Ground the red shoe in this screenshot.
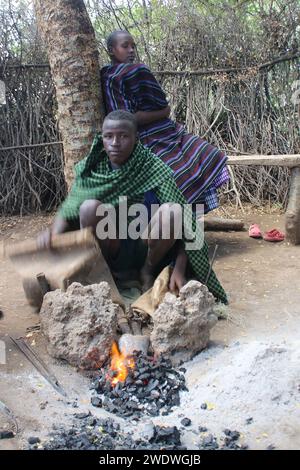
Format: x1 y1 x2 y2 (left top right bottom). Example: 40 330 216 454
249 224 262 239
263 228 285 242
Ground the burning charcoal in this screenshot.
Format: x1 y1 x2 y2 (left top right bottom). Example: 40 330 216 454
125 376 134 386
28 436 41 445
152 426 181 446
199 426 208 433
201 434 219 450
74 411 90 419
135 379 143 386
150 390 160 399
91 396 102 408
145 379 159 393
223 429 240 441
87 417 97 426
126 401 140 411
138 373 151 381
159 380 168 389
77 432 91 448
170 395 180 407
90 351 186 419
181 417 192 427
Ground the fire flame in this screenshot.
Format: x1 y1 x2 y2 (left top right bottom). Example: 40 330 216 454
107 341 135 386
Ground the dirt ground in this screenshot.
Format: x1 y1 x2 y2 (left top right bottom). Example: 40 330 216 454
0 208 299 450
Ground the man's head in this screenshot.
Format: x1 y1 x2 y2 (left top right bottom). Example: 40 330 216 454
106 30 136 64
102 110 138 168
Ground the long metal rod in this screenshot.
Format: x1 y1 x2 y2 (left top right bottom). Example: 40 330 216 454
9 336 67 397
205 244 219 285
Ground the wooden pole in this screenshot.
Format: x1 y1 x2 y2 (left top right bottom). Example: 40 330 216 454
227 154 300 167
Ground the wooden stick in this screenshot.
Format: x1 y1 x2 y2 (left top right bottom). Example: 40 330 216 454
3 228 97 258
204 217 244 231
0 141 63 152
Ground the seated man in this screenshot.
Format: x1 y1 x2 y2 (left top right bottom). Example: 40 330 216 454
38 110 227 303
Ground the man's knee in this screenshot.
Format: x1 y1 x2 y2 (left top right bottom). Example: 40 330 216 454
79 199 101 224
160 203 182 219
156 203 182 238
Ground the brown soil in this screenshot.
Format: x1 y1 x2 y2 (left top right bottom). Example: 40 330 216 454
0 208 299 450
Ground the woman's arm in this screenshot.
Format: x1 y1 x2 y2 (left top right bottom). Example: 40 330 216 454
134 105 170 126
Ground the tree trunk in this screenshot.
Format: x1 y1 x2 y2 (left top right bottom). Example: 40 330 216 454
286 167 300 245
34 0 104 187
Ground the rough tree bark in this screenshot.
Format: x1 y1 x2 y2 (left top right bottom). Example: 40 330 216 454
34 0 104 187
285 167 300 245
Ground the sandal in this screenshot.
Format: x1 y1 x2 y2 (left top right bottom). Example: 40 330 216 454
263 228 285 242
248 223 263 239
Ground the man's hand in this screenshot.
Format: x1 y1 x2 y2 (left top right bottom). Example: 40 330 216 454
36 228 52 250
36 216 70 250
169 267 187 294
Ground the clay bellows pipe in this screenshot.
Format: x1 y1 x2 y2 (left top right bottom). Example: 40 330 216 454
2 227 98 258
118 333 150 357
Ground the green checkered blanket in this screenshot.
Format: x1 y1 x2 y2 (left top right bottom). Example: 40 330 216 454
59 134 228 303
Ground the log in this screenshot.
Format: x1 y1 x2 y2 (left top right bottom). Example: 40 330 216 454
204 217 244 231
227 154 300 167
285 167 300 245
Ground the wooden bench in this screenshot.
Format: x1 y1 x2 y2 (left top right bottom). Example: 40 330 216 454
227 154 300 245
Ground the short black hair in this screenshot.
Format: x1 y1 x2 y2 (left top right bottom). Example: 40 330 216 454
103 110 138 133
106 30 131 52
